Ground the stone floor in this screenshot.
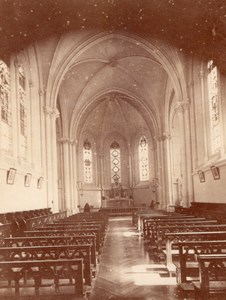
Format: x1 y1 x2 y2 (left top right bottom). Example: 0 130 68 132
89 216 193 300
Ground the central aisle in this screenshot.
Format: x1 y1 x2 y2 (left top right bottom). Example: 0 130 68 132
89 216 179 300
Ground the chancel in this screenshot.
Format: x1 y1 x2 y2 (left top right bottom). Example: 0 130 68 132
1 1 226 299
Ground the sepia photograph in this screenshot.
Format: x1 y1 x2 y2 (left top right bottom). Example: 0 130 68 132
0 0 226 299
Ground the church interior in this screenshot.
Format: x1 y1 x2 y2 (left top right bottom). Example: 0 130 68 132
1 0 226 299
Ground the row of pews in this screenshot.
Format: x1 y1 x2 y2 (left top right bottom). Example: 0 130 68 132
0 210 108 299
135 207 226 299
0 208 54 238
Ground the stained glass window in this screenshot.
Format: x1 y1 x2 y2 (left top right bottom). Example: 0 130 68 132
139 135 149 181
110 141 121 184
18 66 26 137
0 60 10 125
207 60 221 154
83 139 93 183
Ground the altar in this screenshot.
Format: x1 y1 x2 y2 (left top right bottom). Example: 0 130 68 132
101 183 134 208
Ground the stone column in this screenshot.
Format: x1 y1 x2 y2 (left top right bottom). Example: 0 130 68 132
57 138 64 211
51 109 59 213
183 101 194 205
174 100 193 207
154 133 168 209
43 106 54 210
60 138 71 215
200 68 209 162
99 153 104 204
128 144 133 189
163 132 172 206
70 140 78 214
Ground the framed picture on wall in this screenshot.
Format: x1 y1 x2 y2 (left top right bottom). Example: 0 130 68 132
210 166 220 180
25 173 32 187
37 177 43 189
7 168 17 185
197 170 205 183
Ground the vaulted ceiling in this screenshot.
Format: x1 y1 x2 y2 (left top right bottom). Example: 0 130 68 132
57 34 168 139
1 0 226 142
1 0 226 72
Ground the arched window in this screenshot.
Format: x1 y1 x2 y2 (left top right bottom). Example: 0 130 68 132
0 61 10 124
139 135 149 181
0 60 11 151
19 66 26 136
110 141 121 184
207 60 221 154
18 65 27 158
83 139 93 183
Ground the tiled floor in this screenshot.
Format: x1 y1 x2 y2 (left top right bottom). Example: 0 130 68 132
89 216 194 300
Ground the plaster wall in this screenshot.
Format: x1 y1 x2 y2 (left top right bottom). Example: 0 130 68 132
193 164 226 203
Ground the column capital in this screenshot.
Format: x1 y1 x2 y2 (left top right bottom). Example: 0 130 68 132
175 100 190 113
154 132 171 141
39 89 45 96
58 137 70 144
70 139 76 146
43 106 60 118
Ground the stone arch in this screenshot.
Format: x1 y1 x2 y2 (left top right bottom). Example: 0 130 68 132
45 30 188 116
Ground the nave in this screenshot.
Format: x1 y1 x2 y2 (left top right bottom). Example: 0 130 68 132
90 216 179 300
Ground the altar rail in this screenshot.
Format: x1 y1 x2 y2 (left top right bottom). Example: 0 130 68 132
99 207 138 216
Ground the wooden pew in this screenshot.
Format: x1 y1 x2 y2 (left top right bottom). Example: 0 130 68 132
174 240 226 288
68 212 108 224
1 235 97 268
193 254 226 299
154 224 226 257
142 215 201 236
66 218 108 232
54 220 107 233
24 228 101 252
36 224 105 243
164 231 226 268
189 202 226 223
0 244 92 286
0 224 11 238
133 210 180 232
0 258 84 299
146 219 216 242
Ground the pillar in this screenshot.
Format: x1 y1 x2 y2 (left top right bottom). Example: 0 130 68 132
200 67 209 162
154 133 168 209
71 140 79 214
43 106 54 210
51 109 59 213
60 138 71 215
174 100 193 207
